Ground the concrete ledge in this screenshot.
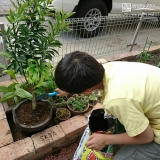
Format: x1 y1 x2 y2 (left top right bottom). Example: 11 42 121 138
0 119 13 148
0 137 34 160
0 45 159 159
59 115 87 139
31 125 65 154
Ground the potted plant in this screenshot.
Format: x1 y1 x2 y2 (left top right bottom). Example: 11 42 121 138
55 108 71 122
67 94 89 115
0 0 74 133
92 89 103 102
49 95 67 111
88 93 98 107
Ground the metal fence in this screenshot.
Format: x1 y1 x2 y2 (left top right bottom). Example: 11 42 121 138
53 12 160 64
0 13 160 66
0 22 8 76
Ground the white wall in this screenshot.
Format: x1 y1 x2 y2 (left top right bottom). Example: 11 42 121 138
0 0 16 15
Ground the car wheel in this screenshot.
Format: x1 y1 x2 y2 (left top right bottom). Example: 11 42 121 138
75 0 108 38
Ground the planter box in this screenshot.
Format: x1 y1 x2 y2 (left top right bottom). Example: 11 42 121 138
0 45 160 159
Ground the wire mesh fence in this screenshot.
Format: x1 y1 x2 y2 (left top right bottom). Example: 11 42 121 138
0 22 8 76
0 12 160 66
53 13 160 64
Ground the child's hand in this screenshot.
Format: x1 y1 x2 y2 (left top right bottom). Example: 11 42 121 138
55 88 69 96
86 133 108 151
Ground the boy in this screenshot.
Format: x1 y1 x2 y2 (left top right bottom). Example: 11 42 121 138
55 51 160 160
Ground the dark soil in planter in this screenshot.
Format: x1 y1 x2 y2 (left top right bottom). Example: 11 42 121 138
16 101 51 126
6 102 75 141
6 109 57 141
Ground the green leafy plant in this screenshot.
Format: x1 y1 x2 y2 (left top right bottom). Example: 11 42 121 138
56 108 71 120
67 94 89 111
0 82 32 105
88 93 98 107
157 62 160 68
137 37 153 62
0 0 74 109
88 93 98 101
50 96 67 109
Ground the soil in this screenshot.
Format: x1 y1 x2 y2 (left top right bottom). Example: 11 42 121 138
128 51 160 66
56 108 71 120
6 99 75 141
7 105 58 141
16 101 51 126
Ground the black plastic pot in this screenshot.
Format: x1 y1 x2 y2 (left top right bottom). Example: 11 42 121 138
12 99 53 133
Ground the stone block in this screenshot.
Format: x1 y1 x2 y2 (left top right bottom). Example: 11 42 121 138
0 119 13 147
0 103 6 119
31 125 65 154
0 137 35 160
59 115 87 138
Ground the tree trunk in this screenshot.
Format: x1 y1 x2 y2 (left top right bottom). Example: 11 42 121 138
32 89 37 110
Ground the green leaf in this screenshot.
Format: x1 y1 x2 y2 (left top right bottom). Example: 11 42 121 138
64 12 75 19
34 28 46 33
0 52 11 59
35 75 44 88
16 38 28 43
48 41 62 47
9 9 15 20
0 92 15 102
5 70 17 81
10 0 18 9
0 63 6 70
13 61 19 72
17 56 26 63
0 85 13 93
15 86 32 100
13 96 19 105
5 16 13 24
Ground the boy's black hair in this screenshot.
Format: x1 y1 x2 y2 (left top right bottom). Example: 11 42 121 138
54 51 105 93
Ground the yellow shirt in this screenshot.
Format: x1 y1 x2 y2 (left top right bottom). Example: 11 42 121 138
102 61 160 144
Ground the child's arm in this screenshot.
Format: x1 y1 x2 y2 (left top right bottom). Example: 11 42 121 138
91 102 110 115
86 124 154 151
55 88 69 96
91 102 103 111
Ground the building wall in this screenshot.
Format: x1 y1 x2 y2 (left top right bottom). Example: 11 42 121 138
0 0 15 15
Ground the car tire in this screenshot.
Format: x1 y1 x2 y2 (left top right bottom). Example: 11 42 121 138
75 0 108 38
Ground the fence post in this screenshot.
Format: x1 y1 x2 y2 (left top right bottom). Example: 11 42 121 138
0 22 6 50
129 12 145 52
0 22 12 79
0 22 10 64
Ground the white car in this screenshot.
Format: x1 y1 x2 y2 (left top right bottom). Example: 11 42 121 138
52 0 160 37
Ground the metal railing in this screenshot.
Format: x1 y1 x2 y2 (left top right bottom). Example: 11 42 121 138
53 12 160 64
0 22 8 76
0 12 160 66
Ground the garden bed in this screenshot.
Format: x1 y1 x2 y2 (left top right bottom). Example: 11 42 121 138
43 49 160 160
0 47 160 160
129 50 160 67
5 93 97 141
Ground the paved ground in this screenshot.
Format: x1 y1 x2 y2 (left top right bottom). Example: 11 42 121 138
42 141 79 160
